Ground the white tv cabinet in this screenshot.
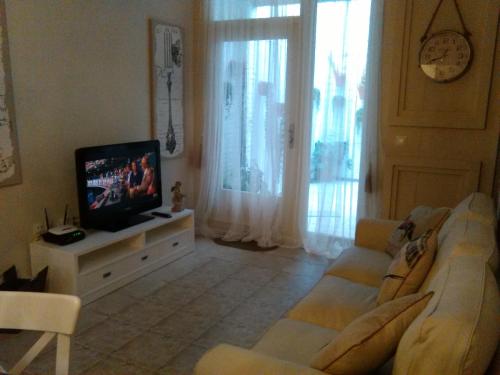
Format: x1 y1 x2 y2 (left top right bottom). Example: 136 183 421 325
30 208 194 305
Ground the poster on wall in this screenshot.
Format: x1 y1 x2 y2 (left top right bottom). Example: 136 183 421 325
0 0 21 187
150 20 184 159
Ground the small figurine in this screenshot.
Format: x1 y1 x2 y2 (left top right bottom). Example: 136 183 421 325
171 181 185 212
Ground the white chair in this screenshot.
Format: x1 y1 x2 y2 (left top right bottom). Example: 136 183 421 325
0 291 81 375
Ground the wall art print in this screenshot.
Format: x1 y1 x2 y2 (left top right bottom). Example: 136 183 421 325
0 0 21 187
150 20 184 158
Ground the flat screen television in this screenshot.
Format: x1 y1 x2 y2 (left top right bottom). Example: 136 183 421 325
75 140 162 232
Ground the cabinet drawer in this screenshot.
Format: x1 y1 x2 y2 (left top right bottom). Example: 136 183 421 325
146 229 194 260
165 229 194 250
78 255 136 293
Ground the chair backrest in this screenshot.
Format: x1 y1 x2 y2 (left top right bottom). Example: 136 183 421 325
0 291 81 375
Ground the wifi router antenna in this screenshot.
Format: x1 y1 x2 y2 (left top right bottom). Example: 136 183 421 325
63 204 68 225
44 208 50 231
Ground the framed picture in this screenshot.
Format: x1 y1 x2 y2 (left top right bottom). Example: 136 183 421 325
150 20 184 159
0 0 21 187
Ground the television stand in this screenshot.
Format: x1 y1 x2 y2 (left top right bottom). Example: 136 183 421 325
95 213 154 232
30 208 194 305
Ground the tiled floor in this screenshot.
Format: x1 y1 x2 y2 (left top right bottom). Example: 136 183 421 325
0 237 330 374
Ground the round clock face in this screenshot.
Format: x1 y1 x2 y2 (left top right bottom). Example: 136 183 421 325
419 30 472 83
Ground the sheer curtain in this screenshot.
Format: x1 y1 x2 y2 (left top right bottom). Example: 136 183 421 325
196 0 382 255
196 0 301 248
300 0 376 258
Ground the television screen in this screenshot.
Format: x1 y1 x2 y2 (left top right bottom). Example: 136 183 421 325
75 140 162 231
84 153 159 210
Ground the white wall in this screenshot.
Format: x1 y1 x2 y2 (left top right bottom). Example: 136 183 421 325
0 0 194 276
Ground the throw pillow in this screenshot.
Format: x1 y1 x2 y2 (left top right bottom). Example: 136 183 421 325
310 292 433 375
377 229 437 305
385 206 450 258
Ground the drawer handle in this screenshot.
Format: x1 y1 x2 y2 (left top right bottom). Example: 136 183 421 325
102 272 112 279
141 255 149 261
172 242 179 247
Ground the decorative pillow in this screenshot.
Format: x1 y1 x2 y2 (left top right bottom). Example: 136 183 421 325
377 229 437 305
310 292 434 375
385 206 450 258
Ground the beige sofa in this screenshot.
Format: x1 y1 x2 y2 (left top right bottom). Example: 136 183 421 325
195 193 500 375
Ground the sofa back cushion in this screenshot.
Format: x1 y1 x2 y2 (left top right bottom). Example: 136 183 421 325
421 216 498 293
439 192 496 243
394 256 500 375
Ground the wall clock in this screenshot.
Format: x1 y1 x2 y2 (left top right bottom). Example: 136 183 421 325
419 0 472 83
419 30 472 83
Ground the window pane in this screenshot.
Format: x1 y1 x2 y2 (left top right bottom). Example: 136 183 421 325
211 0 300 21
221 39 288 195
307 0 372 239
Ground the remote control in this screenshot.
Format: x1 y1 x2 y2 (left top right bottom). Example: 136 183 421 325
151 211 172 219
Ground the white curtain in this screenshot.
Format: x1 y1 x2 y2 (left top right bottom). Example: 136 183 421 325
300 0 376 258
196 0 301 248
196 0 382 255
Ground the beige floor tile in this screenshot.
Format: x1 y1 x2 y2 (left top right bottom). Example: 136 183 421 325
75 306 109 336
267 272 321 298
150 310 217 342
147 283 206 308
88 290 138 316
209 277 263 299
111 332 188 370
183 292 245 320
230 265 278 285
159 344 208 375
221 298 287 331
120 275 166 299
145 252 212 284
194 319 268 350
113 300 178 328
81 355 153 375
175 271 226 292
77 319 142 354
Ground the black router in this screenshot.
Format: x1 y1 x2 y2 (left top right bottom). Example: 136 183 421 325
41 206 85 246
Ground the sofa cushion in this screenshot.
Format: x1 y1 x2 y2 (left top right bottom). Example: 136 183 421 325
377 230 437 305
385 206 450 257
421 217 499 292
441 192 496 233
287 275 378 331
253 319 338 366
311 292 433 375
325 246 392 287
394 256 500 375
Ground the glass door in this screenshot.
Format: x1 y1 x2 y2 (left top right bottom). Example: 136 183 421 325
213 13 301 236
306 0 372 256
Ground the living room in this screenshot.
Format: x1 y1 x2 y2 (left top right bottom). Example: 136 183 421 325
0 0 499 374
